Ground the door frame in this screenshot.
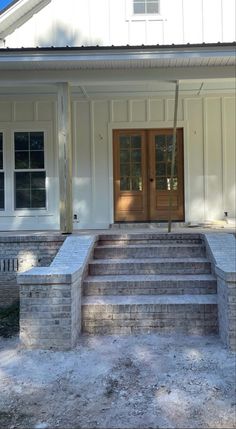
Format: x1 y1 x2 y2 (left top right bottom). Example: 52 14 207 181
108 121 188 224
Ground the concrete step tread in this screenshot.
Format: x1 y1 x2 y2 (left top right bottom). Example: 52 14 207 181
99 233 201 240
89 257 209 265
82 294 217 306
97 243 204 249
84 273 216 283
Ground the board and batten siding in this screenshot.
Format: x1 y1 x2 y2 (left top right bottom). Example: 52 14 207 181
4 0 236 48
73 95 235 229
0 98 60 230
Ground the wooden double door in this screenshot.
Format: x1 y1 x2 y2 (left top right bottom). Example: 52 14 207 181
113 128 184 222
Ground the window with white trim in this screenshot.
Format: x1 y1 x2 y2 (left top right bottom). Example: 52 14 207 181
14 131 46 209
133 0 160 14
0 133 4 210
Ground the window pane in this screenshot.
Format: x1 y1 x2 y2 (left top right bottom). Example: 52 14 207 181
146 1 159 13
0 191 4 209
15 190 30 209
15 172 30 189
134 2 145 13
0 173 4 209
120 136 130 150
15 151 29 169
0 172 4 189
31 172 45 189
31 189 46 208
30 151 44 169
15 132 29 151
0 133 3 170
30 132 44 150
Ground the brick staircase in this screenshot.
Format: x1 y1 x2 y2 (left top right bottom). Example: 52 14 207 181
82 233 218 335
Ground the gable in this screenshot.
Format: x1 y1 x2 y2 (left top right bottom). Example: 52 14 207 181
1 0 236 48
0 0 51 40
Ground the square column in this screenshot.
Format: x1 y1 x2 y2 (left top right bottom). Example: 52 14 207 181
57 82 73 233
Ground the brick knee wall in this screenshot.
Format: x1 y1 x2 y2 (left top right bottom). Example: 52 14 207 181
0 235 65 308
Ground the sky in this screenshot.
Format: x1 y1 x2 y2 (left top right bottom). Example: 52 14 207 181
0 0 13 11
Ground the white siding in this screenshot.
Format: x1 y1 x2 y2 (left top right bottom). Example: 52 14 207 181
4 0 235 47
73 93 236 229
0 98 59 230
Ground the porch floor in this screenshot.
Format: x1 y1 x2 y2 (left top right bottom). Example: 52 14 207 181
0 224 235 237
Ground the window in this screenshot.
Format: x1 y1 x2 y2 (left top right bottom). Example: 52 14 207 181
14 132 46 209
133 0 160 14
0 133 4 209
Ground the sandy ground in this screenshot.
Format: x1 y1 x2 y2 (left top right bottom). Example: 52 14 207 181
0 333 235 429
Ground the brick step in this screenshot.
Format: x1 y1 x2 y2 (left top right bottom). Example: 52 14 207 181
99 233 202 246
89 257 211 275
82 294 218 335
94 244 205 259
83 274 217 296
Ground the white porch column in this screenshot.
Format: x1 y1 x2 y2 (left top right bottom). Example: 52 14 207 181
57 82 73 233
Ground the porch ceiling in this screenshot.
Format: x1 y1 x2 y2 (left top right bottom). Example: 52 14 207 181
0 44 235 94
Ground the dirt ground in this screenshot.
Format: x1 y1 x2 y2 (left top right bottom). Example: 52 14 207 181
0 333 235 429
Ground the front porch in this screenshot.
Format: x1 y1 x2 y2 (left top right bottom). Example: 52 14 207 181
0 43 235 232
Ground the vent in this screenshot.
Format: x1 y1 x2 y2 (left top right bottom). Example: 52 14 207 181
0 258 19 272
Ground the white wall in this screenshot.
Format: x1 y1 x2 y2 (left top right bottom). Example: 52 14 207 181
5 0 236 48
73 94 236 228
0 97 59 230
0 91 235 230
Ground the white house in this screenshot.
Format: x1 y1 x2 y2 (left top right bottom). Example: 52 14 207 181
0 0 235 232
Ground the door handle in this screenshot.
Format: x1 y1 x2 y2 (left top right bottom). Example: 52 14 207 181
149 178 154 182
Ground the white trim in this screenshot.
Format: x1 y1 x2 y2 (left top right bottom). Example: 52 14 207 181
0 121 55 217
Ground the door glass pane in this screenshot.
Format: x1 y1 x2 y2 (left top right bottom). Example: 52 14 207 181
131 136 141 149
155 134 178 191
119 135 142 191
120 136 130 150
131 163 141 176
156 163 166 176
156 178 166 190
120 177 130 191
155 136 165 162
120 150 130 163
167 163 177 176
131 149 141 162
131 177 142 191
120 163 130 176
167 177 178 191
